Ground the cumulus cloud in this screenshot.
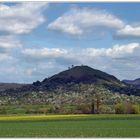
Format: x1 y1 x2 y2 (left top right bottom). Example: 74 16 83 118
0 35 22 49
0 53 12 61
47 7 140 40
22 48 68 60
116 25 140 38
0 35 22 61
24 68 37 76
21 43 140 63
84 43 139 58
81 43 140 79
48 8 124 35
0 2 48 63
0 2 47 34
22 47 80 66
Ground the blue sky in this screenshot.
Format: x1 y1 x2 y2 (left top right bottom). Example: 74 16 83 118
1 2 140 83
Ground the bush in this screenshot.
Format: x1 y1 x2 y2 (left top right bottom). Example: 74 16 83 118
131 105 140 114
0 107 7 114
99 105 115 114
47 105 60 114
115 103 124 114
77 104 91 114
115 102 140 114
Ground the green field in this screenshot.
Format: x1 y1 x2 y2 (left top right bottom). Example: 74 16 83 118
0 114 140 137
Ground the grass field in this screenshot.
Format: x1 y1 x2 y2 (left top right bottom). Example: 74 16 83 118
0 114 140 137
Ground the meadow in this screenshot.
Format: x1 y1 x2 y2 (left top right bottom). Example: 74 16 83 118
0 114 140 137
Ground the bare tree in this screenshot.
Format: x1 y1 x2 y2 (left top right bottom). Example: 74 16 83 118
71 65 74 68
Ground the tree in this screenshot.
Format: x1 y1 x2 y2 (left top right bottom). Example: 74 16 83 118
91 98 95 114
90 86 105 114
92 93 103 114
96 94 101 114
124 100 133 114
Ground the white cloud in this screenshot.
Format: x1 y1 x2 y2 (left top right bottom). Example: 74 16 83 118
48 8 124 35
0 53 12 61
24 68 37 76
80 43 140 80
0 35 21 61
116 25 140 38
22 43 140 62
0 2 47 63
84 43 139 58
0 2 47 34
22 48 68 60
0 35 22 49
106 43 139 57
0 66 17 74
47 7 140 40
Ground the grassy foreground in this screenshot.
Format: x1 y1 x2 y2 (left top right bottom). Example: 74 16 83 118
0 114 140 137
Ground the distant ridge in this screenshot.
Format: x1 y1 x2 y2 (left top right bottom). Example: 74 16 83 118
123 78 140 89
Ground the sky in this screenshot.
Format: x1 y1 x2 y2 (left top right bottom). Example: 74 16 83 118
0 2 140 83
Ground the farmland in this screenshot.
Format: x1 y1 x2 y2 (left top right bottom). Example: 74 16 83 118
0 114 140 137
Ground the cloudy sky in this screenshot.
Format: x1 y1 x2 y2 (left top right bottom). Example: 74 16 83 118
0 2 140 83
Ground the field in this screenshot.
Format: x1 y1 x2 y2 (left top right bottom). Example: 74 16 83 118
0 114 140 137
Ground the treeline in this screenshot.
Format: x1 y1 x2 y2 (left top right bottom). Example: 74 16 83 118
0 84 140 115
0 102 139 115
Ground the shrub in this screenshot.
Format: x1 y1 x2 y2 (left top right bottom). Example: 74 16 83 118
77 104 91 114
131 105 140 114
115 103 124 114
99 105 115 114
47 105 60 114
0 107 7 114
115 102 140 114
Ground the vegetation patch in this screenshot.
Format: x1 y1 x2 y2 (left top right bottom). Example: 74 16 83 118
0 114 140 137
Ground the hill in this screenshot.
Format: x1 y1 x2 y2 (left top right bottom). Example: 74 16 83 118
123 78 140 89
33 65 123 90
0 65 140 96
